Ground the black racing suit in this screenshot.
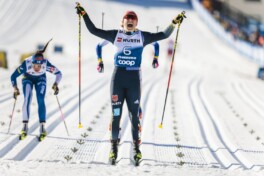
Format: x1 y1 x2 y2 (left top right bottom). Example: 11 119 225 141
82 13 175 143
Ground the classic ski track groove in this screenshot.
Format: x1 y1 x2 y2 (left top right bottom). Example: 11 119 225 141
12 79 109 161
193 78 264 169
197 79 247 169
229 82 264 169
0 78 107 159
189 77 240 169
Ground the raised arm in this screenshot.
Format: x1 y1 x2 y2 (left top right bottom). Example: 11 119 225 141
142 12 186 46
76 4 117 43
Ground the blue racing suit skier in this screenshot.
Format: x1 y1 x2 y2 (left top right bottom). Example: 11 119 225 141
76 3 185 163
10 40 62 139
96 40 160 140
96 40 160 73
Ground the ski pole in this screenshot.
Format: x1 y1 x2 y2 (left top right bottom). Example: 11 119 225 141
55 95 70 136
102 12 105 29
159 12 186 129
76 2 83 128
7 99 17 134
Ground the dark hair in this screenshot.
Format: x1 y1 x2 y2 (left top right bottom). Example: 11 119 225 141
32 38 52 64
35 38 53 55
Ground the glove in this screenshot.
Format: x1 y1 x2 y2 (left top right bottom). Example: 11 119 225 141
172 12 186 24
152 58 159 69
75 3 86 16
97 61 104 73
13 86 20 99
52 83 59 95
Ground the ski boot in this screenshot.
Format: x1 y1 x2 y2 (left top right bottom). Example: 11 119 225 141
133 140 142 166
19 122 28 140
109 140 118 165
38 123 47 141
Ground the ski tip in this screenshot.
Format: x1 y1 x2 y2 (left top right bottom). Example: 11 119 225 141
158 124 163 129
78 123 83 128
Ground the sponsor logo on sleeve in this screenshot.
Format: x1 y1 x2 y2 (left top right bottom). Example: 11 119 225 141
47 66 55 73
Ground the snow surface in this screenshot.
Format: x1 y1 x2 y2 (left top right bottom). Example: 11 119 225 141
0 0 264 175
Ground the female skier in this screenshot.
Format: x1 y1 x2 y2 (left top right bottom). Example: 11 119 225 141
11 40 62 141
76 4 184 164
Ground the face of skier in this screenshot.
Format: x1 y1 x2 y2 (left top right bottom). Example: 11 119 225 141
32 54 44 72
122 11 138 32
33 64 42 72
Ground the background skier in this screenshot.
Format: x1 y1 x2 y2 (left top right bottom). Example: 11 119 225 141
96 40 160 73
10 40 62 141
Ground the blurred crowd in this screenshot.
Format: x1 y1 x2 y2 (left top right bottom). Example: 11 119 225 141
200 0 264 47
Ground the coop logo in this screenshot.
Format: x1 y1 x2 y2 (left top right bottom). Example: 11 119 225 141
118 60 135 66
